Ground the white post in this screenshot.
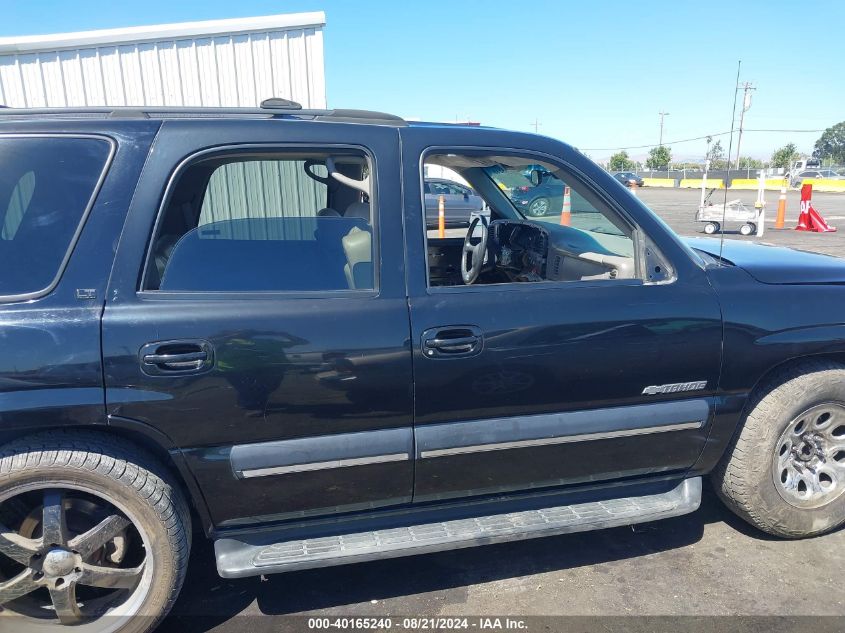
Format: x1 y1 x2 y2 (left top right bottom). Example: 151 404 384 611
756 170 766 237
700 160 710 209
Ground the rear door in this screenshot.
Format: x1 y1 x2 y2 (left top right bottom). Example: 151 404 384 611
400 126 723 502
103 120 413 528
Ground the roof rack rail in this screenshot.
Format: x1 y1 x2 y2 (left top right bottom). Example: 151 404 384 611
260 97 302 110
0 104 407 126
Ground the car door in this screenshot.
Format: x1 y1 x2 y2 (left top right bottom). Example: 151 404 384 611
102 119 413 528
400 126 723 502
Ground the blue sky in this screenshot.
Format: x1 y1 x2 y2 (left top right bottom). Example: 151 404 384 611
1 0 842 161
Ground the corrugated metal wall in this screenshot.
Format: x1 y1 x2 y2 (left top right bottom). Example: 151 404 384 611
0 13 327 223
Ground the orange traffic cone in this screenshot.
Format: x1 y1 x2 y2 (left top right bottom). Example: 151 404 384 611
438 194 446 238
630 182 638 197
560 186 571 226
774 186 787 229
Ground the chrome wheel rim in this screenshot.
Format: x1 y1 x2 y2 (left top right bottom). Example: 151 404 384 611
0 483 154 630
772 403 845 509
528 198 549 216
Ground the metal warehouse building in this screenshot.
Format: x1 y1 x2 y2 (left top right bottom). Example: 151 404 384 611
0 12 329 227
0 12 326 108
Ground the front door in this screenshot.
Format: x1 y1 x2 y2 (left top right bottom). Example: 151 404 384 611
103 120 413 527
401 127 723 502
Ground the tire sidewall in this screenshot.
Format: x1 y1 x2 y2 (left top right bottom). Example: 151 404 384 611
740 378 845 536
0 460 183 632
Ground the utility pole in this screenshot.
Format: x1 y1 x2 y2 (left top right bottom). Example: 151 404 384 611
658 111 670 146
530 118 542 133
734 81 755 169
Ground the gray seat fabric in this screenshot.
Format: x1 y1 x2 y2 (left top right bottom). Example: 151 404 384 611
344 202 371 221
341 202 373 289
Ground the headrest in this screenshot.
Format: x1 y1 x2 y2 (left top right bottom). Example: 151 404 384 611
317 207 341 217
344 202 371 221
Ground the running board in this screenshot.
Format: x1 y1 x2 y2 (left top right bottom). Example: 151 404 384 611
214 477 701 578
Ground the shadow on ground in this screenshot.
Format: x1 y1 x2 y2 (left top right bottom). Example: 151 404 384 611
157 484 769 632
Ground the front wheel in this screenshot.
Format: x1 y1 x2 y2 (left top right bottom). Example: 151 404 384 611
740 223 755 236
0 431 191 633
713 360 845 538
703 222 720 235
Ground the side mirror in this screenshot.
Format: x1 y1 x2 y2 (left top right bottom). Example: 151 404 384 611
529 168 544 187
463 192 469 201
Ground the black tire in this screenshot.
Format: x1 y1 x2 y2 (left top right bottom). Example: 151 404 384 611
0 430 191 632
713 360 845 538
526 197 550 217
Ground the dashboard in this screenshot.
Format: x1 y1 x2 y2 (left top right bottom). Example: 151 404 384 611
489 220 635 283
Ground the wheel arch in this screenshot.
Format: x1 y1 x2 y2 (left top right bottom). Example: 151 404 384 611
0 418 214 537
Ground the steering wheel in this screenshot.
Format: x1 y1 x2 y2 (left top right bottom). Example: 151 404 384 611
462 215 490 285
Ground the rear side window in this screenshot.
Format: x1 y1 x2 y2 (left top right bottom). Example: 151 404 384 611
0 137 111 299
145 151 375 293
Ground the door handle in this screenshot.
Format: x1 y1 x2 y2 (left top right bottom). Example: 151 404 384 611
422 326 483 359
140 340 214 376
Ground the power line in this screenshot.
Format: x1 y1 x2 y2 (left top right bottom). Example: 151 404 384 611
581 128 825 152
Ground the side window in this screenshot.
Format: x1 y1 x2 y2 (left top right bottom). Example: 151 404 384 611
0 137 111 298
423 152 640 288
145 151 374 292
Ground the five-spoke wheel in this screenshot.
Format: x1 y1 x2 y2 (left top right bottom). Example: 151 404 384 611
0 432 190 633
0 486 151 625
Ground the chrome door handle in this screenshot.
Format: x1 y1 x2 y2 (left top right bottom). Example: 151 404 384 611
139 340 214 376
421 326 483 359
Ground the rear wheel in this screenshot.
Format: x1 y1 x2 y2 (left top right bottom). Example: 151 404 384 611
526 197 550 216
0 431 191 633
713 360 845 538
703 222 720 235
740 223 755 235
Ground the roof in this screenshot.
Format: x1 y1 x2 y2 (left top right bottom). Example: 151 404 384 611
0 104 407 127
0 12 326 54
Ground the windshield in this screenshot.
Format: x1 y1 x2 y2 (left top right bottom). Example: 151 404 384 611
481 163 626 237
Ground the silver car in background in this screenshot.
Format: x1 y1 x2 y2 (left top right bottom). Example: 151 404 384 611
424 178 486 227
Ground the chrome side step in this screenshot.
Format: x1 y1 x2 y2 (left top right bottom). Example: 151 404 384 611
214 477 701 578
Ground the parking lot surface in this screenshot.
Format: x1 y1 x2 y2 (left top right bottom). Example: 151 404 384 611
638 187 845 257
160 188 845 631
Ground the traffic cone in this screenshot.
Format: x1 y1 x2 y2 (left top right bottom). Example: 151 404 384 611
774 186 787 229
808 207 837 232
795 184 811 231
438 194 446 238
796 184 837 233
630 182 638 197
560 186 571 226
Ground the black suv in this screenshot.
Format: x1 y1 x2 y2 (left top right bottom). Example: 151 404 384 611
1 102 845 632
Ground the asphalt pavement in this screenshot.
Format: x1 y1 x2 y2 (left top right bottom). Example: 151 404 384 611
636 187 845 257
160 188 845 632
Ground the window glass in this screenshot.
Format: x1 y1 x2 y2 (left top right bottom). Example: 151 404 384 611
423 153 637 288
0 137 110 297
147 153 374 292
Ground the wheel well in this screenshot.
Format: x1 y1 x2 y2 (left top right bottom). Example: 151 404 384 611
0 424 212 536
745 352 845 414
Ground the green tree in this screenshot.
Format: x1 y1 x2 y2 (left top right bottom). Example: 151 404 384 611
737 156 764 169
813 121 845 163
608 150 635 171
771 143 798 169
645 145 671 170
